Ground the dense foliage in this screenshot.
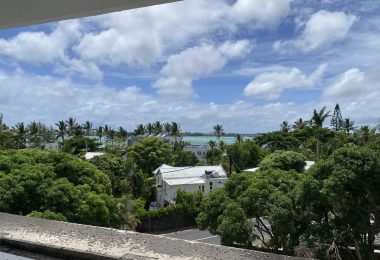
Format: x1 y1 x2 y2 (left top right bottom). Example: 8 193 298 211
127 137 172 174
198 146 380 259
0 149 122 227
259 150 306 172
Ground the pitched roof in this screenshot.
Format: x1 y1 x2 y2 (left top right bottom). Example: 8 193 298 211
153 164 227 179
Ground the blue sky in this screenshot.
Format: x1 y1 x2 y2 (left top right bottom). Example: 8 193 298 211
0 0 380 133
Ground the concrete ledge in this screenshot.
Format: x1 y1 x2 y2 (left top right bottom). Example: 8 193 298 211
0 213 304 260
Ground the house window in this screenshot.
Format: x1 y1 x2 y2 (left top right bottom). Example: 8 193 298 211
202 185 204 192
210 182 213 190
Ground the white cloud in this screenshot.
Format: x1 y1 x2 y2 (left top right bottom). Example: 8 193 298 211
323 68 366 97
320 67 380 125
0 21 81 64
234 65 290 76
1 66 380 133
244 64 327 100
74 0 291 67
54 59 103 81
0 0 293 79
154 40 253 99
0 68 310 133
274 10 357 53
232 0 294 27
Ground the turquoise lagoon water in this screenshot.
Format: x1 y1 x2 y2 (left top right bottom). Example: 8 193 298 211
182 136 252 145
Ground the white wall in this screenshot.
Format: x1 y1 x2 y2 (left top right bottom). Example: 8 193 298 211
155 176 228 207
183 145 208 160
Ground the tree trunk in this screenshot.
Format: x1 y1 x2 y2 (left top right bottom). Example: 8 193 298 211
316 138 320 159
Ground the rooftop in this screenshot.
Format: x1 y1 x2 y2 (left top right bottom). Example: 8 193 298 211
153 164 227 179
0 213 305 260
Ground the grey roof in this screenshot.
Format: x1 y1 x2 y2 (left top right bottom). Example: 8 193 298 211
154 164 227 179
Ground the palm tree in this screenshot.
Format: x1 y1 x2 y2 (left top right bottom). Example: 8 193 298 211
213 124 224 140
103 124 110 142
208 140 217 149
280 121 290 133
171 122 181 137
236 134 243 145
66 117 78 137
134 124 145 136
153 121 162 135
13 122 26 149
357 125 375 144
0 114 12 147
55 120 67 142
219 140 227 152
343 118 355 134
73 125 83 137
311 106 330 158
117 127 128 141
145 123 154 135
83 121 93 137
163 122 171 136
96 126 103 143
28 121 40 147
292 118 307 130
107 128 116 146
312 107 330 128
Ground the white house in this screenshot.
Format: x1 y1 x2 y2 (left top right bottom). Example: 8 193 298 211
183 144 209 160
43 142 59 151
153 164 228 207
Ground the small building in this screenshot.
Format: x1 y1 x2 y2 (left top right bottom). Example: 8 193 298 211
153 164 228 207
183 144 209 160
84 152 105 160
43 142 59 151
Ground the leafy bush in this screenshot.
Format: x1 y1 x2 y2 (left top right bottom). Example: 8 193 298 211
259 150 306 172
27 210 68 222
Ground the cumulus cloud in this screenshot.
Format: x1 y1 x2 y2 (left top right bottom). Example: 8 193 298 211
0 68 308 133
0 0 293 79
74 0 292 67
0 21 81 64
244 64 327 100
154 40 253 99
232 0 294 27
54 58 103 81
323 68 366 97
319 67 380 125
274 10 357 53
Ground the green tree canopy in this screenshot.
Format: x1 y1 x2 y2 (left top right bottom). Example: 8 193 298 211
127 137 172 174
259 150 306 173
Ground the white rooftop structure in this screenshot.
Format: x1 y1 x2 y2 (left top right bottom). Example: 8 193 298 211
0 0 180 29
244 161 315 173
304 160 315 170
153 164 227 180
243 167 260 173
154 164 228 207
84 152 105 160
